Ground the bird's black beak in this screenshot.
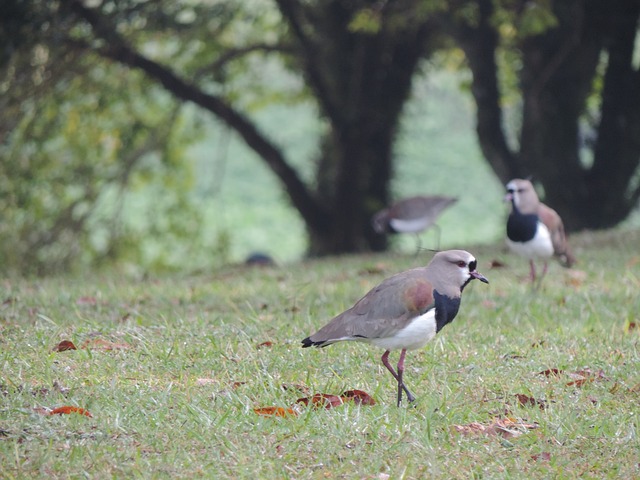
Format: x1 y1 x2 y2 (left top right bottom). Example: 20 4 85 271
470 271 489 284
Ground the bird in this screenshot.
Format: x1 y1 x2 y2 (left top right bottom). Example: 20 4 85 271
371 196 458 251
505 178 575 284
301 250 489 407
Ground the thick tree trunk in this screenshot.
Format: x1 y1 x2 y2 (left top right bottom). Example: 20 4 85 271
457 0 640 232
281 0 433 255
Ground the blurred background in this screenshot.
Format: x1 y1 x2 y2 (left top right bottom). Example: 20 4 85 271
1 0 638 275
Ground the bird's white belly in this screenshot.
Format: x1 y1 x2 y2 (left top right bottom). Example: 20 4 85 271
507 222 553 259
370 309 437 351
389 217 432 233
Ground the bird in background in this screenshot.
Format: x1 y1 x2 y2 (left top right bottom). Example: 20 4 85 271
372 195 458 251
505 178 575 285
302 250 489 407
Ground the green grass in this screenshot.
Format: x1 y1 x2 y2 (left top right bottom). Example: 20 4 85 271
1 229 639 478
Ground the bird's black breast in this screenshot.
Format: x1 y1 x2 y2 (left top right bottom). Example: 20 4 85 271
507 212 538 243
434 290 461 333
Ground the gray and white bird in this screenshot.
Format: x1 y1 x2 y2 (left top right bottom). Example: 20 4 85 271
302 250 488 407
372 196 458 250
505 178 575 284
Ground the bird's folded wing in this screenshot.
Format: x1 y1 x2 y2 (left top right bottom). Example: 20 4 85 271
331 272 435 340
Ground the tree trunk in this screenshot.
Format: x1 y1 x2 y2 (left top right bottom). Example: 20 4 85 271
280 0 434 255
455 0 640 232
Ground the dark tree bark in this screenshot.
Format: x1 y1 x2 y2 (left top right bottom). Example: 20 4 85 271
276 0 435 254
452 0 640 232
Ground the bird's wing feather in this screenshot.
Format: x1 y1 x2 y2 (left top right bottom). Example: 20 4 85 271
308 269 435 344
538 202 573 263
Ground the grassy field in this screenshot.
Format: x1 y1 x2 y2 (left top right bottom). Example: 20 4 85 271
1 228 639 478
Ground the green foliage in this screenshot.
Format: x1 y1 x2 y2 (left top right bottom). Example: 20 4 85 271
0 230 638 477
0 55 203 275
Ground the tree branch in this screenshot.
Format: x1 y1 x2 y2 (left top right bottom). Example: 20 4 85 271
64 0 329 232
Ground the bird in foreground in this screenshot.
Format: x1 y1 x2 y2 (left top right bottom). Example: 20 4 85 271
301 250 488 407
505 178 575 285
372 196 458 250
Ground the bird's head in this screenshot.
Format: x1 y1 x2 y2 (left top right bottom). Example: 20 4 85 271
505 179 539 214
430 250 489 293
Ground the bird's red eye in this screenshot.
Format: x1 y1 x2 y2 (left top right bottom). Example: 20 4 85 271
457 261 466 268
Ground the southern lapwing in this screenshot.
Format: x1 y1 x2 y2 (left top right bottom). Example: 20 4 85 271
301 250 488 407
505 178 575 284
372 196 458 250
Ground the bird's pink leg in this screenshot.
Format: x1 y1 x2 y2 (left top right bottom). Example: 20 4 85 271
529 260 536 282
381 349 415 406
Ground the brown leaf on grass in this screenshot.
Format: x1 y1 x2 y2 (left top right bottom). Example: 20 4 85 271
454 417 537 438
296 389 377 409
566 368 607 387
488 259 506 269
565 270 587 287
359 263 388 275
81 338 131 351
254 406 297 417
341 389 376 405
53 340 77 352
2 297 17 306
256 341 274 349
626 321 637 332
629 383 640 393
538 368 563 377
566 377 592 387
514 393 546 409
531 452 551 462
35 406 93 417
297 393 344 409
50 406 93 417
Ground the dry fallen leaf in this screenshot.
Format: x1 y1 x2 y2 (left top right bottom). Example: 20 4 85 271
538 368 563 377
514 393 546 409
454 417 537 438
53 340 77 352
489 259 506 269
565 269 587 287
256 341 274 349
296 389 377 409
254 406 297 417
341 389 376 405
531 452 551 462
81 338 131 351
297 393 344 409
38 406 93 418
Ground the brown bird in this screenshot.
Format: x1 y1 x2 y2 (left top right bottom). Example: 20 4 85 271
505 178 575 284
372 196 458 250
302 250 488 407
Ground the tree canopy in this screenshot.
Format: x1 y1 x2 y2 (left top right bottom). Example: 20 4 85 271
1 0 639 273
